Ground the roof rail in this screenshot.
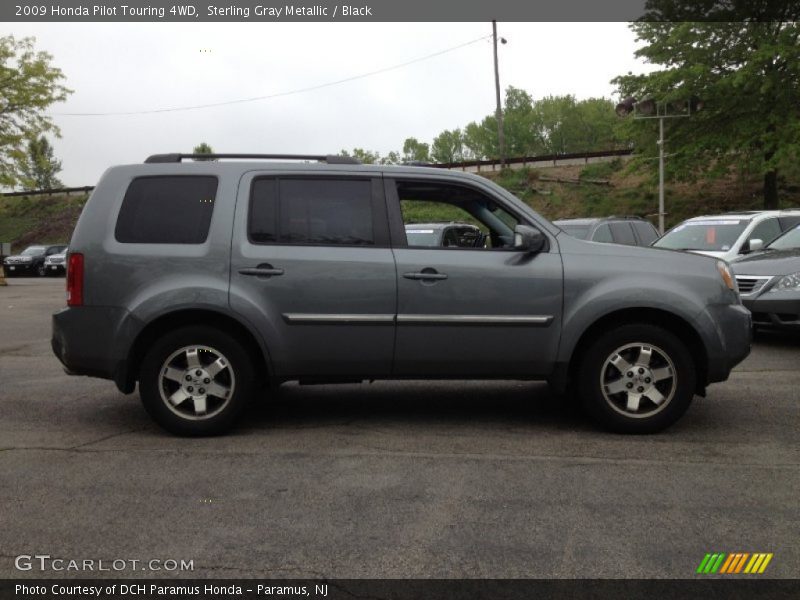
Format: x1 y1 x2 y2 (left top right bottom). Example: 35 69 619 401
144 153 361 164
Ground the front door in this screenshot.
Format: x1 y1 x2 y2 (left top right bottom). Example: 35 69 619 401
387 176 563 377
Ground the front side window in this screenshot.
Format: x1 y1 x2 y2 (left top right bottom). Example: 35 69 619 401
768 224 800 250
249 178 375 246
397 181 520 250
747 218 781 248
115 176 218 244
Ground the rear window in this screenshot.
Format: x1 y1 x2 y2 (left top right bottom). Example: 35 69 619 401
115 176 218 244
249 178 375 246
556 224 591 239
609 222 637 245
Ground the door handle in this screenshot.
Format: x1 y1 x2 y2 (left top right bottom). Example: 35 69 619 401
239 264 284 278
403 271 448 281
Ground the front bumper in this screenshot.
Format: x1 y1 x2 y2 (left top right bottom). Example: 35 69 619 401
3 262 35 274
742 292 800 330
701 303 752 384
44 262 66 274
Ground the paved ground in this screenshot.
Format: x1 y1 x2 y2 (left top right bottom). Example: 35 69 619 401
0 278 797 579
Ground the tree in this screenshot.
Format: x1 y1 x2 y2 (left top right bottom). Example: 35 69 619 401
401 137 430 163
613 5 800 209
0 36 71 188
192 142 214 159
338 148 380 164
430 129 464 164
20 135 62 189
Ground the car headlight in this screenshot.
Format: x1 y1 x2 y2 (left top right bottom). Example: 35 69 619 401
717 261 737 291
769 272 800 293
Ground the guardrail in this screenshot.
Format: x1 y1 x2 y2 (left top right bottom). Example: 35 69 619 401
1 185 95 198
435 148 633 172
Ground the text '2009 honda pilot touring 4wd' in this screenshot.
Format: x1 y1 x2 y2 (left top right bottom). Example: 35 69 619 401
52 154 751 435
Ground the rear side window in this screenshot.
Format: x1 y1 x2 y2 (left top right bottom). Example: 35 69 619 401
249 178 375 246
609 222 637 245
115 176 218 244
632 221 659 245
592 224 613 243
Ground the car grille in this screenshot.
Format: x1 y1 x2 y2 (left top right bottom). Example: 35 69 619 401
49 257 65 264
735 276 772 295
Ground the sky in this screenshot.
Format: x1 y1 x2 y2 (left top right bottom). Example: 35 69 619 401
4 22 652 186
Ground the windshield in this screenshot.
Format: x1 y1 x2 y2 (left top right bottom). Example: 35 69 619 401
768 225 800 250
405 228 440 247
556 224 590 240
654 220 749 251
21 246 46 256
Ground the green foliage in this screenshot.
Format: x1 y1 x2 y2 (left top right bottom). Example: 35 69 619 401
612 11 800 209
401 137 430 162
192 142 214 160
338 148 380 164
0 36 72 188
459 88 623 160
20 135 62 189
430 129 464 163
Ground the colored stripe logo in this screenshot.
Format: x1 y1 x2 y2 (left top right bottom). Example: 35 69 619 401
696 552 773 574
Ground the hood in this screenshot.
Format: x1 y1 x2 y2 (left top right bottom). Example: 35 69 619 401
731 248 800 276
687 249 727 259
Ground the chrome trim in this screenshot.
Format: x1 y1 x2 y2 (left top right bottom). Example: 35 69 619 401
283 313 395 324
397 314 554 325
735 275 774 296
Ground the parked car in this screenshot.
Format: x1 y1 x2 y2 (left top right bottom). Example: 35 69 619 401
3 244 68 277
554 216 659 246
653 210 800 262
44 247 68 276
404 223 484 248
732 224 800 331
52 153 751 436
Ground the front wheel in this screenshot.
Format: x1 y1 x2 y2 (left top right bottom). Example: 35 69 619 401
36 264 46 277
139 326 256 436
578 323 696 434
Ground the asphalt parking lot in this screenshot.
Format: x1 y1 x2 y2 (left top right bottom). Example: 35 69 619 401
0 277 798 579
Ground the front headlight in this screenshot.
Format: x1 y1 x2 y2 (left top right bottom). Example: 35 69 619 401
769 272 800 293
717 261 737 292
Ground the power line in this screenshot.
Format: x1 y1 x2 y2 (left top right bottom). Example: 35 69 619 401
55 35 492 117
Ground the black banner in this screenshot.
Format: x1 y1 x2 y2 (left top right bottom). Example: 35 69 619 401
2 580 799 600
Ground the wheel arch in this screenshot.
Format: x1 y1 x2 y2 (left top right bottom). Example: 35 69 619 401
563 307 708 395
117 308 272 393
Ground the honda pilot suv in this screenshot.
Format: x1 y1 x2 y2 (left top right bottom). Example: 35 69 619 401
52 153 751 435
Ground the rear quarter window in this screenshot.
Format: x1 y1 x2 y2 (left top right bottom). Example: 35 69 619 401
609 222 637 245
115 176 218 244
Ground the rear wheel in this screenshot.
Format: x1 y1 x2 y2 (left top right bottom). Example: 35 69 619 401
139 326 255 436
578 323 696 433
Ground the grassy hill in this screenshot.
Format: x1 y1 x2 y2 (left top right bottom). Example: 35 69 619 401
0 193 87 253
2 161 799 253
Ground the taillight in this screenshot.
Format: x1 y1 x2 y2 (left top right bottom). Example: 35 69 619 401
67 253 84 306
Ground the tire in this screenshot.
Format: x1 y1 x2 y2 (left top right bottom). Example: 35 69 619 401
138 325 256 436
578 323 696 434
36 264 46 277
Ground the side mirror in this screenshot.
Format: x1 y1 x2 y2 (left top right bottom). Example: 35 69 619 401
513 225 546 253
743 238 763 254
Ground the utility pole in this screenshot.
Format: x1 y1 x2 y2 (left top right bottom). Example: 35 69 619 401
492 20 506 168
658 116 665 235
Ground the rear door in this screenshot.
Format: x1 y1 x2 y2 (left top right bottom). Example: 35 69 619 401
229 171 397 379
386 176 563 377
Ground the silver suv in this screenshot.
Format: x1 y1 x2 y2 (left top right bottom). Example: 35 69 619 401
52 153 751 435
